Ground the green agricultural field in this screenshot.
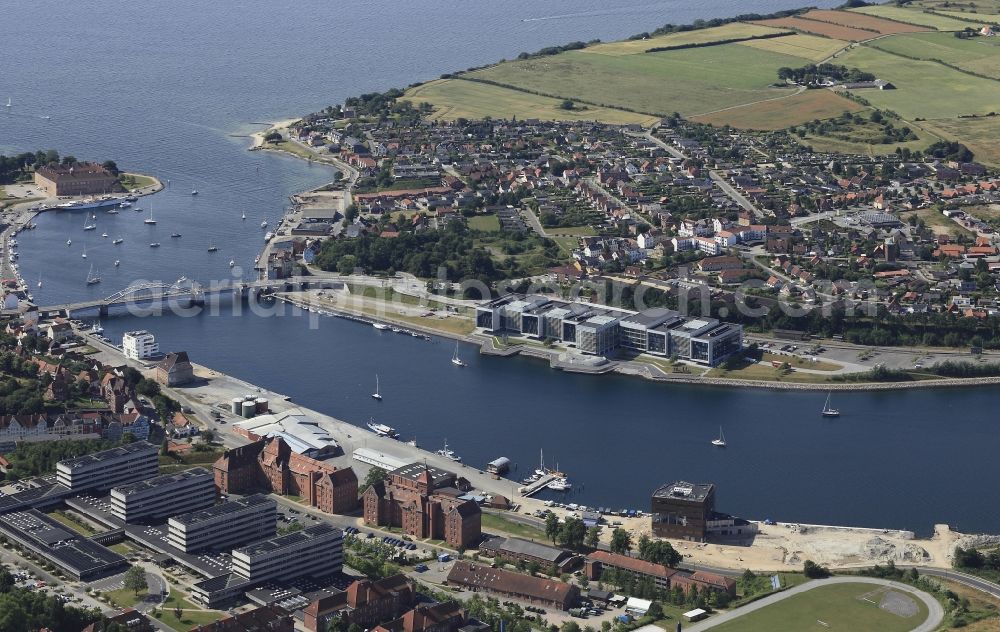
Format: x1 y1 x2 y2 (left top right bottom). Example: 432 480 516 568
870 31 1000 79
710 582 930 632
935 9 1000 23
692 89 863 130
467 45 807 118
580 23 787 56
921 116 1000 167
738 33 849 61
837 45 1000 118
848 4 978 30
402 79 658 126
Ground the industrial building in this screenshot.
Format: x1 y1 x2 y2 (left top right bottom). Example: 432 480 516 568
476 295 742 365
110 467 216 523
231 409 339 458
55 441 158 492
122 330 160 360
168 494 276 553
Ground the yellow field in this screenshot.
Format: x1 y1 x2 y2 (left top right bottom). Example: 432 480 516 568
581 23 787 56
691 89 864 130
738 33 848 61
402 79 659 126
920 116 1000 167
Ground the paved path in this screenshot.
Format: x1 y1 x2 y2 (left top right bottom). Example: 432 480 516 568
684 576 944 631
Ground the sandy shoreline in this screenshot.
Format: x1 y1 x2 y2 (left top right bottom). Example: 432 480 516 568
248 117 302 149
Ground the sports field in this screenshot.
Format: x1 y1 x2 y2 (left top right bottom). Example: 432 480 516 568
401 79 658 126
802 9 930 34
870 31 1000 79
691 89 863 130
467 44 806 117
848 5 982 30
709 582 930 632
754 16 877 41
738 33 848 61
838 45 1000 118
581 23 787 56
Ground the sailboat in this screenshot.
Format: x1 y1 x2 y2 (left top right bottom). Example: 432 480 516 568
144 206 156 224
83 215 96 231
711 426 727 447
821 392 840 418
85 264 101 285
191 190 198 196
371 374 383 400
36 274 42 289
114 260 120 267
5 97 10 109
241 211 246 221
66 238 72 246
451 341 467 367
81 245 87 259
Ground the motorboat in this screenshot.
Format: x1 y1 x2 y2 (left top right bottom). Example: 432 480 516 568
191 190 198 195
119 201 132 209
229 259 235 267
66 238 72 246
207 245 218 252
436 439 462 462
101 232 108 238
372 322 390 330
113 237 124 245
170 233 182 238
367 418 398 438
260 220 268 229
114 260 120 267
241 212 246 220
149 242 161 248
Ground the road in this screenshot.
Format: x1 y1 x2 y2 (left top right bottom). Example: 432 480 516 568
684 576 944 632
637 131 766 219
917 567 1000 599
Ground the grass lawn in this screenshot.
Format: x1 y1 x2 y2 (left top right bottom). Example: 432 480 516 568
920 116 1000 167
848 5 977 30
466 44 807 117
480 513 547 540
837 45 1000 119
580 23 788 56
691 89 863 130
153 609 224 631
546 225 597 236
351 302 475 336
110 543 135 555
738 33 849 62
936 9 1000 23
760 352 841 371
105 587 144 609
709 582 929 632
467 214 501 232
47 510 97 536
119 173 157 190
869 31 1000 79
704 360 846 384
801 125 934 156
403 79 658 126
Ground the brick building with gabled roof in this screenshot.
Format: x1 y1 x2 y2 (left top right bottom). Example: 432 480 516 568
363 463 481 549
214 436 358 514
373 602 465 632
304 574 415 632
34 162 122 196
445 561 579 611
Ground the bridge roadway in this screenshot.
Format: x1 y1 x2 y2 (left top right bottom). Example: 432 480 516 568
20 275 347 316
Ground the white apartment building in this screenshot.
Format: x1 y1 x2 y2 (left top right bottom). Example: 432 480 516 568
231 523 343 582
122 330 159 360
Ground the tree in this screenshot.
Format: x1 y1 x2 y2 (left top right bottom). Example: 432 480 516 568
803 560 830 579
123 565 148 597
362 467 388 491
201 428 217 444
136 379 160 398
638 540 682 568
264 131 283 143
559 100 575 111
645 601 663 620
585 526 602 549
545 512 560 544
338 254 358 275
609 528 632 555
559 517 587 549
561 622 581 632
101 160 120 176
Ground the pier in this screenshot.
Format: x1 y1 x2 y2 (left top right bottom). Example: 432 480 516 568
519 473 557 497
